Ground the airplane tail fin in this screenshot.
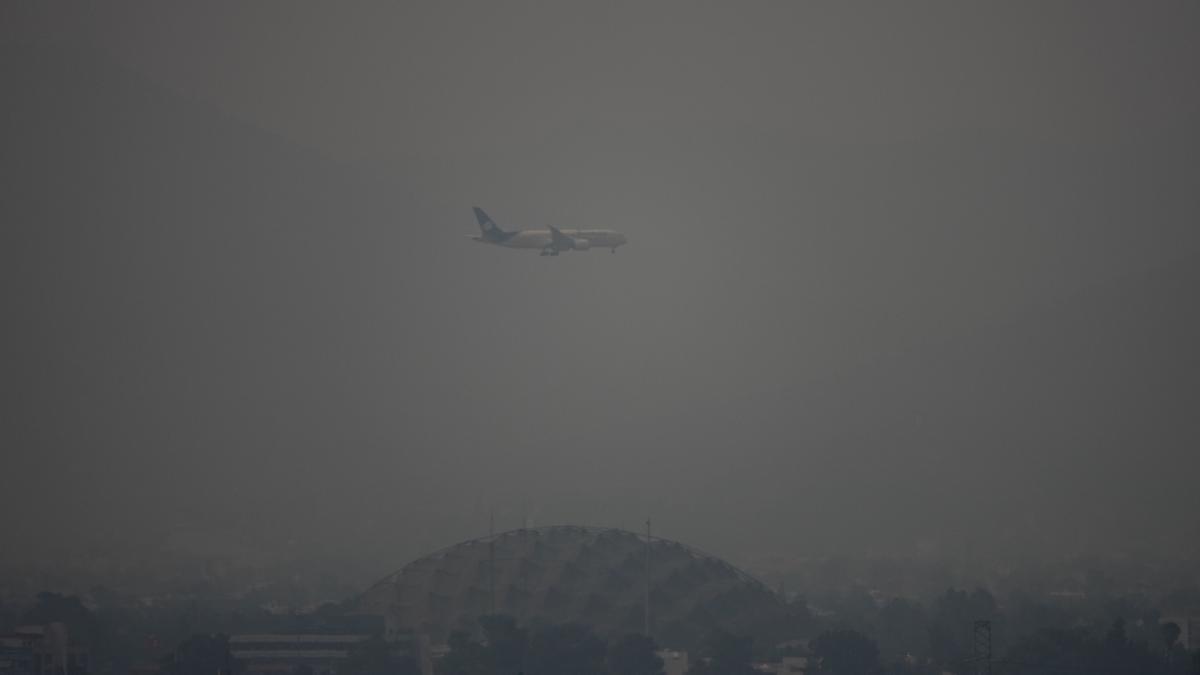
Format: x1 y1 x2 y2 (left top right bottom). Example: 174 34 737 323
473 207 505 236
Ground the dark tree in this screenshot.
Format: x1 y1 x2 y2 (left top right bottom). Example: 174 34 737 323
606 633 664 675
438 615 528 675
23 592 101 646
479 614 528 675
873 599 929 663
437 631 489 675
688 629 756 675
926 588 995 666
162 634 232 675
1005 627 1093 674
811 629 881 675
525 623 606 675
1099 618 1161 675
346 636 420 675
1103 617 1128 650
1006 621 1167 675
1162 621 1181 652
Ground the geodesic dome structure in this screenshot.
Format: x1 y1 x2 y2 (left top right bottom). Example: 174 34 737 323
354 526 788 646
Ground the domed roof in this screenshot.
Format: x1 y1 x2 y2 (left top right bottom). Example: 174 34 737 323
354 526 788 646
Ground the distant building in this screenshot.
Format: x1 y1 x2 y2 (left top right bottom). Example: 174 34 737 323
657 649 688 675
0 624 89 675
777 656 809 675
230 629 419 675
229 634 370 675
753 656 809 675
0 636 35 675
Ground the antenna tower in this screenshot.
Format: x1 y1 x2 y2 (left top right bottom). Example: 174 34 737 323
973 620 992 675
644 518 652 637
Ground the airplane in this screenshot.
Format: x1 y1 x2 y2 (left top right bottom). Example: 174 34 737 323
467 207 627 256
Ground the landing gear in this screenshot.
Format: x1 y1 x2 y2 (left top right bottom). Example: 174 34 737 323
611 248 616 253
540 248 559 257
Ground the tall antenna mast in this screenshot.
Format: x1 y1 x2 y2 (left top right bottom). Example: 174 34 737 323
644 518 651 637
973 620 992 675
489 510 496 615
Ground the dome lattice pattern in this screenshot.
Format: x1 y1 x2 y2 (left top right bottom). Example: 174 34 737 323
355 526 784 644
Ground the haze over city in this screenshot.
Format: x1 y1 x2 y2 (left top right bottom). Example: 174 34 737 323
2 4 1199 675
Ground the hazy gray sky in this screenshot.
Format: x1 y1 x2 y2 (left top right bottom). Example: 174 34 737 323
3 3 1198 575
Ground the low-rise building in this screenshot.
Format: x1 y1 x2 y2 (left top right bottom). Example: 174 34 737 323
0 624 88 675
657 649 688 675
229 634 370 675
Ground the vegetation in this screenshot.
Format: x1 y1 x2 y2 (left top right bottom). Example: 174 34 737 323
438 614 662 675
6 576 1200 675
809 629 880 675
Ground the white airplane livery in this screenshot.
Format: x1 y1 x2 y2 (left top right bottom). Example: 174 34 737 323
467 207 627 256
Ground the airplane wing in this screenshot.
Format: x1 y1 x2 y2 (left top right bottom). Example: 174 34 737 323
548 225 574 250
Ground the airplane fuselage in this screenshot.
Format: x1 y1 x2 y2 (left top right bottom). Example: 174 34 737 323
472 228 626 251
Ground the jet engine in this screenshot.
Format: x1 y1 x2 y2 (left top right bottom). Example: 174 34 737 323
572 239 591 250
